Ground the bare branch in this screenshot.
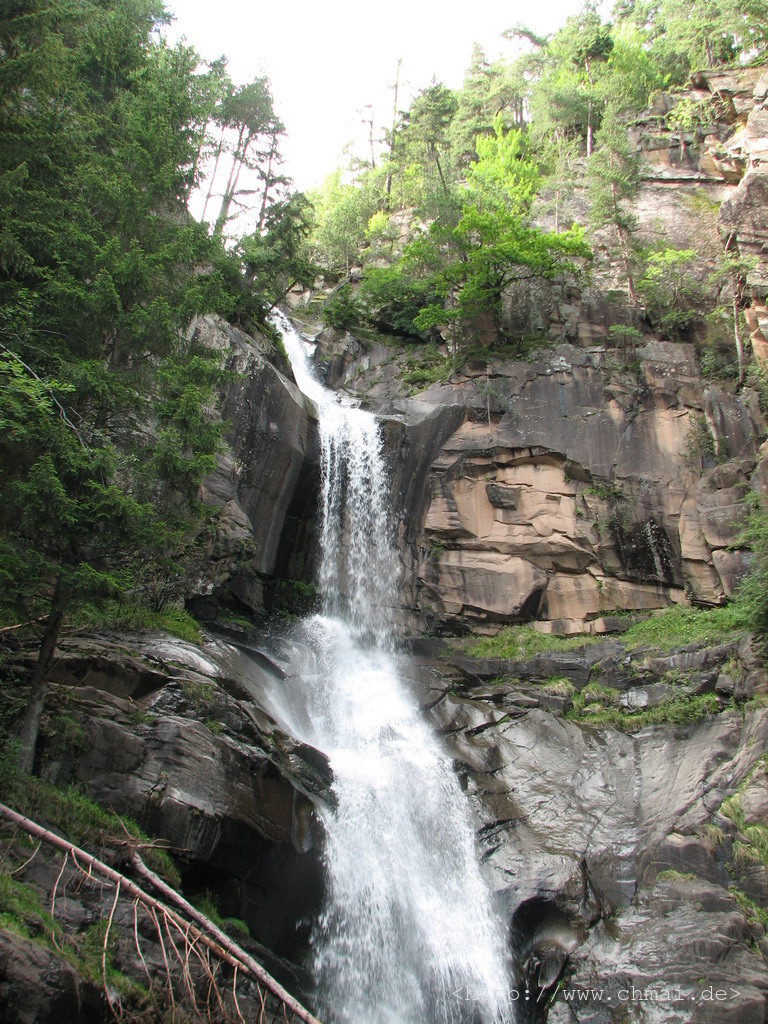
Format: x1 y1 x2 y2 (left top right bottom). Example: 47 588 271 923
10 840 41 876
0 802 324 1024
0 617 47 635
50 850 69 950
102 879 122 1017
0 342 88 449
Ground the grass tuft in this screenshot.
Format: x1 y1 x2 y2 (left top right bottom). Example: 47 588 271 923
621 605 748 651
466 625 598 661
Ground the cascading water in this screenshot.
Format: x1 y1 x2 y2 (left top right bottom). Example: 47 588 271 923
272 311 512 1024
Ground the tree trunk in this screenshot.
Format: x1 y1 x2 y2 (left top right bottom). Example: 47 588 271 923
732 283 745 384
383 59 401 209
724 231 746 384
434 150 448 195
256 133 279 232
17 579 69 773
201 138 224 223
585 58 594 159
616 223 638 307
612 176 637 307
188 116 211 203
0 803 323 1024
214 125 248 237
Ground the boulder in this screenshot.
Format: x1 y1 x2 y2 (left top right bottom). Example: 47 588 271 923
0 931 106 1024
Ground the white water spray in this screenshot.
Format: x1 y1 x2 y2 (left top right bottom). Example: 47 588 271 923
273 312 512 1024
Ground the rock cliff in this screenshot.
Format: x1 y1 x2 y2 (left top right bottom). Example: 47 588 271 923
302 65 768 636
183 315 320 617
378 340 765 632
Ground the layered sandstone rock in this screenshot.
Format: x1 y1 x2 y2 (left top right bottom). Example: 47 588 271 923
379 340 765 632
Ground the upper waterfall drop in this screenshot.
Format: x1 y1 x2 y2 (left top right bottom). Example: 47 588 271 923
272 311 513 1024
276 310 397 645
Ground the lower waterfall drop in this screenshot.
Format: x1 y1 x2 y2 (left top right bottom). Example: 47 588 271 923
274 312 512 1024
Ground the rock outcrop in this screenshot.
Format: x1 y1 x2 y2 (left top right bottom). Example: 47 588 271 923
375 340 766 632
406 633 768 1022
303 65 768 635
18 631 329 961
185 315 320 616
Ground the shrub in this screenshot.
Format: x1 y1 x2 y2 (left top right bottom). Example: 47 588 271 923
321 285 363 332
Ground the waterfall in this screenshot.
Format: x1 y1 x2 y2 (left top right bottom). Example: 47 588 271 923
272 312 512 1024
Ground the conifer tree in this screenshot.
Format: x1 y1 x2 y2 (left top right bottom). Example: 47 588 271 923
0 0 236 769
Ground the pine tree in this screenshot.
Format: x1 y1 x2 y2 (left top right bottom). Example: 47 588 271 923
0 0 234 769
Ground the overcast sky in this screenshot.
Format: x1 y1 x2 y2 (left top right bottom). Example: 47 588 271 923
165 0 603 191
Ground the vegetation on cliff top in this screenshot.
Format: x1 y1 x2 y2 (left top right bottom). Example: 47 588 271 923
306 0 767 368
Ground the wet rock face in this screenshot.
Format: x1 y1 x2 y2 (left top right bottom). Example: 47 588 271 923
0 931 107 1024
31 631 328 962
403 640 768 1023
185 314 320 616
382 342 765 632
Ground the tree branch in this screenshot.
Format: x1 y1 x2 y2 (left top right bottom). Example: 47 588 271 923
0 802 323 1024
0 342 88 449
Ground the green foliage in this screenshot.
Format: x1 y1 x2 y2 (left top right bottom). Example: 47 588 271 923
656 0 768 70
637 247 702 338
466 625 599 661
684 413 717 472
40 711 87 759
0 0 242 671
238 193 317 316
309 169 383 274
180 679 216 714
191 890 250 939
747 366 768 418
587 103 640 237
322 285 364 332
621 604 749 650
387 82 458 208
566 690 719 730
526 3 614 154
358 241 450 338
412 120 591 341
730 886 768 931
271 578 319 618
719 772 768 892
69 600 203 644
701 822 726 849
0 874 58 942
667 97 716 135
603 24 665 114
536 677 577 696
449 46 525 170
734 493 768 635
401 346 454 390
3 775 179 887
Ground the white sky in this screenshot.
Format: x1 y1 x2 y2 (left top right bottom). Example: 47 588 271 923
166 0 602 191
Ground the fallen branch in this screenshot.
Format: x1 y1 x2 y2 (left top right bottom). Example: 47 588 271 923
0 617 47 635
0 802 323 1024
128 850 322 1024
